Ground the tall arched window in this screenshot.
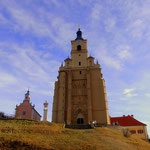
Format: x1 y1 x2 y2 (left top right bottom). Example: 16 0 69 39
77 45 81 50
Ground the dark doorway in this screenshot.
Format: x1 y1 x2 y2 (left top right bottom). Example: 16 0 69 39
77 118 84 124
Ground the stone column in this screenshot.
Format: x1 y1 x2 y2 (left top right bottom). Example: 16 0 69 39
87 69 92 123
67 70 72 125
57 71 66 123
52 81 58 122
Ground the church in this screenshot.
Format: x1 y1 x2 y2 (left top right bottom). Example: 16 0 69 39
15 90 41 121
52 27 110 126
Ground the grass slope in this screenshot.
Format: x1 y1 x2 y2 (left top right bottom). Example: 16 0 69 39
0 120 150 150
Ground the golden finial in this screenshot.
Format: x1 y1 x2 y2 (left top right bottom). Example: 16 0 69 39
78 24 80 30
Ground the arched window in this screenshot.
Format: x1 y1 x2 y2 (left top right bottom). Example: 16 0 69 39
23 111 26 116
77 45 81 50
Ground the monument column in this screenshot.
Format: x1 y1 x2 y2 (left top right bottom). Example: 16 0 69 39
43 101 49 121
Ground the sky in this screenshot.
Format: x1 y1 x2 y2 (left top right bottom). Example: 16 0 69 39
0 0 150 136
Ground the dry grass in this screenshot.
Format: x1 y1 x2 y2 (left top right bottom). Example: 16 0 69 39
0 120 150 150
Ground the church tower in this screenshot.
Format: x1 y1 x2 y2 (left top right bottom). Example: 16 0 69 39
52 27 110 126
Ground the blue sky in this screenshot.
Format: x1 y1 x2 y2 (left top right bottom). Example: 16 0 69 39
0 0 150 136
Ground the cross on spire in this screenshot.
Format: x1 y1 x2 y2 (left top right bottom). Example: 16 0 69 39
78 24 80 30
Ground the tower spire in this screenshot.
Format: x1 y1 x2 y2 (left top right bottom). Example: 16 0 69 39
76 25 83 40
24 89 30 101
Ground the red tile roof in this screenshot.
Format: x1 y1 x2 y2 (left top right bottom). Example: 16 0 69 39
110 115 146 126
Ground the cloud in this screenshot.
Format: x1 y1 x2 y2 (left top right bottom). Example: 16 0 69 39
43 0 61 7
145 93 150 98
122 1 150 39
0 13 7 23
3 3 53 37
77 0 92 6
0 71 17 87
0 0 75 51
123 88 138 97
104 18 116 32
123 88 134 94
90 3 102 22
0 41 60 93
117 45 131 60
126 93 138 97
93 40 121 70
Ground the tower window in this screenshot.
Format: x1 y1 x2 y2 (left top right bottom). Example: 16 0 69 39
77 45 81 50
80 71 82 74
79 62 81 66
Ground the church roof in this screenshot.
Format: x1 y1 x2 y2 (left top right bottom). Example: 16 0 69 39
88 56 94 59
65 57 71 61
32 106 41 117
110 115 146 126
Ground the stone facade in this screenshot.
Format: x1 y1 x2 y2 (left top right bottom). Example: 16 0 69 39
52 28 110 125
15 90 41 121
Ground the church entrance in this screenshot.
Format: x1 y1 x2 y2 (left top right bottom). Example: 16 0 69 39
77 118 84 124
77 113 84 124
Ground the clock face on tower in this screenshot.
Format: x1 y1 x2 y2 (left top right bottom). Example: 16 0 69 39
76 40 81 44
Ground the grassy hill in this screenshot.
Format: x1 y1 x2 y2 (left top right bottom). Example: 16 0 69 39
0 120 150 150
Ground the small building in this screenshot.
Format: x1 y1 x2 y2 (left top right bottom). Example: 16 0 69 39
15 90 41 121
110 115 148 140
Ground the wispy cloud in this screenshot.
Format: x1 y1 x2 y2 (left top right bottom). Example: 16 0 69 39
0 71 17 87
90 3 102 22
117 45 131 60
0 41 59 96
93 39 122 70
123 88 134 94
145 93 150 98
0 0 75 51
104 18 116 32
123 88 138 97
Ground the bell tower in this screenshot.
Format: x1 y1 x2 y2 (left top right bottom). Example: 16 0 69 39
24 90 30 102
52 27 110 127
70 27 88 68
